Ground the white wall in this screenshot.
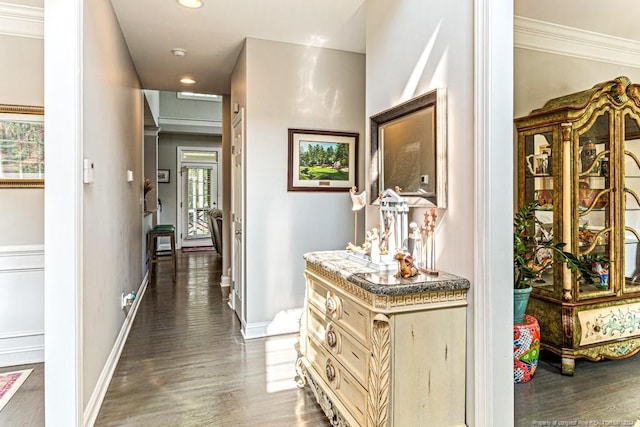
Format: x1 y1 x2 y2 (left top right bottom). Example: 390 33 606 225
366 1 513 425
515 49 640 118
365 1 474 275
0 33 44 246
233 38 365 337
44 0 146 423
80 0 145 413
0 2 45 367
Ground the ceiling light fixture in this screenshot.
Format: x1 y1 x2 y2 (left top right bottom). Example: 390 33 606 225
180 77 196 85
178 0 203 8
171 48 187 57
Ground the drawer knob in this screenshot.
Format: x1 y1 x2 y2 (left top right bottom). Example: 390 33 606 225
325 359 336 382
326 295 337 314
326 328 337 348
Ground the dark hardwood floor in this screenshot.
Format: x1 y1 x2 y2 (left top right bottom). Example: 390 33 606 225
94 250 329 426
3 250 640 426
514 351 640 426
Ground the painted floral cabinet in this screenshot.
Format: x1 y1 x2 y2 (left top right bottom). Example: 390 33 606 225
515 76 640 375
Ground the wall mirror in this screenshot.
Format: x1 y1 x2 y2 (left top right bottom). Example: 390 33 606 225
370 88 447 208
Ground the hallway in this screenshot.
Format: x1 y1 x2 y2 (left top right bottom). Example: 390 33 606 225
93 250 328 426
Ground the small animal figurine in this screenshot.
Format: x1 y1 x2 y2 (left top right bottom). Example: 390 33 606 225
395 252 418 279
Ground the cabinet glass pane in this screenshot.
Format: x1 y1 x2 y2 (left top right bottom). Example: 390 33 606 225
623 114 640 293
524 132 554 292
577 111 612 295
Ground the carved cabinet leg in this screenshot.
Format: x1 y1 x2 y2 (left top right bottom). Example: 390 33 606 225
561 357 575 376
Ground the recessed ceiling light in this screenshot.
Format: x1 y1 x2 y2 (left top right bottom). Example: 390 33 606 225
171 48 187 57
180 77 196 85
178 0 203 8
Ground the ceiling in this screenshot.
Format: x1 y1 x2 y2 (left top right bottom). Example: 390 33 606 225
109 1 640 97
109 0 366 96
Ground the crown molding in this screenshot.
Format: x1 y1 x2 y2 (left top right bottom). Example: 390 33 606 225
0 2 44 39
514 15 640 69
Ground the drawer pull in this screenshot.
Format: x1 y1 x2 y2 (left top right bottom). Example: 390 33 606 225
326 294 337 314
326 359 336 382
326 328 337 348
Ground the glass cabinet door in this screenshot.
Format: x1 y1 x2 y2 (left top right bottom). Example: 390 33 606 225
576 111 613 297
523 130 555 293
623 113 640 295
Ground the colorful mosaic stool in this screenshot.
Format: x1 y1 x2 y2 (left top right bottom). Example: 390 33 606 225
514 314 540 383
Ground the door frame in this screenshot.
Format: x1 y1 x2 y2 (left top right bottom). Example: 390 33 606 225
176 146 222 249
231 108 246 326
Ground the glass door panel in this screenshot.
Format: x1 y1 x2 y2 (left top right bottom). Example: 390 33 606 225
576 111 612 296
623 114 640 293
524 131 555 292
183 165 218 245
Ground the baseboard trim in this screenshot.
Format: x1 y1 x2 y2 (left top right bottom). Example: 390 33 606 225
242 309 303 340
0 339 44 367
83 271 149 427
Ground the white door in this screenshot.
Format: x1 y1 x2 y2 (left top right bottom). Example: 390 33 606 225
177 148 221 248
231 109 245 325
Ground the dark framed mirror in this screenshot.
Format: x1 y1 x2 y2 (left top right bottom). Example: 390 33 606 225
370 88 447 208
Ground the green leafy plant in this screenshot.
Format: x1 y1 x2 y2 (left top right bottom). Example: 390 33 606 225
514 201 605 289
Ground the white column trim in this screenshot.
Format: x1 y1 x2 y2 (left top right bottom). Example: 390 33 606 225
474 0 514 426
515 15 640 69
0 2 44 39
44 0 83 425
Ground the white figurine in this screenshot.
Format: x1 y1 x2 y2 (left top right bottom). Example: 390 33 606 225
408 222 424 268
369 228 381 263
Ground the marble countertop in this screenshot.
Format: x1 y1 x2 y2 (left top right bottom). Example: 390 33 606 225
304 251 470 296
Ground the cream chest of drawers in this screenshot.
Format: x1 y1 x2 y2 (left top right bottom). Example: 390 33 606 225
296 251 470 427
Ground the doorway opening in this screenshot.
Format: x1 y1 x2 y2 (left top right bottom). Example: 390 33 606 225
176 147 222 248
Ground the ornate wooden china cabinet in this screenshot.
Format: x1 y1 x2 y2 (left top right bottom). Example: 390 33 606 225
515 76 640 375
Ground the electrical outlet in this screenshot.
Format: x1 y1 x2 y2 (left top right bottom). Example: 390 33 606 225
420 175 429 184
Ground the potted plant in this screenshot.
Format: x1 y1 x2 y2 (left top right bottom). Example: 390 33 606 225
513 201 605 323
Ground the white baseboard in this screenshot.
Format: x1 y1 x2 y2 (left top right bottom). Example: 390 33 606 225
83 271 149 427
242 308 303 340
0 330 44 367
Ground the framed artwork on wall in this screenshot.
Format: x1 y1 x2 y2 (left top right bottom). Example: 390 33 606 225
287 128 358 192
157 169 170 183
0 104 45 189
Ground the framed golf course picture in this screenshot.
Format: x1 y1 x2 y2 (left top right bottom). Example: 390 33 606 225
287 128 358 192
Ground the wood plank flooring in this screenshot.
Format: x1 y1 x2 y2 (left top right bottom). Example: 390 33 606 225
514 351 640 426
3 250 640 426
94 251 330 426
0 362 44 426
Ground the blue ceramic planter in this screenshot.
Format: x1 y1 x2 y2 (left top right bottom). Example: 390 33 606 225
514 286 532 324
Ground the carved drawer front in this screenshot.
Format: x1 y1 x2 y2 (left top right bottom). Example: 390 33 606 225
306 273 370 345
306 335 367 426
307 275 331 313
307 304 369 387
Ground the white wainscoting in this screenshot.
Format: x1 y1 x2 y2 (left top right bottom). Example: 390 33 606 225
0 245 44 367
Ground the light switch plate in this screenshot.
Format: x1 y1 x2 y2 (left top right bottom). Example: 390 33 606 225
83 158 94 183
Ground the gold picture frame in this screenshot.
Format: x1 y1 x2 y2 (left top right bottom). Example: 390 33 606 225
0 104 45 189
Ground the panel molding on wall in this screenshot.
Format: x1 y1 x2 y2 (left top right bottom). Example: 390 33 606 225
0 245 44 367
0 3 44 39
515 16 640 69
